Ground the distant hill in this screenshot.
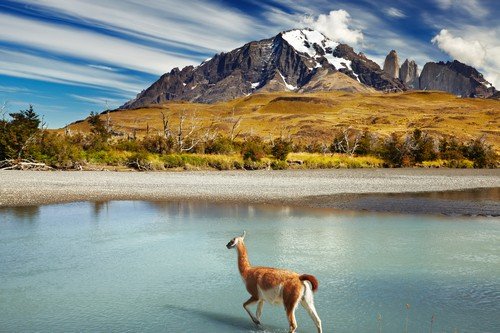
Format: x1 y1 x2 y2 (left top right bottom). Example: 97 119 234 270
68 90 500 149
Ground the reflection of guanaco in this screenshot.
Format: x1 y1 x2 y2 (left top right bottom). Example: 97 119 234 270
226 231 322 333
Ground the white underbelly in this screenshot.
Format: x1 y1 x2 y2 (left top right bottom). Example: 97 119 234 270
257 285 283 304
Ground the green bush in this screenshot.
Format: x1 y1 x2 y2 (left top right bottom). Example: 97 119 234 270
205 136 235 155
271 138 292 161
141 135 175 154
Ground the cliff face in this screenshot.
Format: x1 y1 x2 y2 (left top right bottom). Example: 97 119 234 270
399 59 419 89
419 60 496 98
383 50 400 79
121 29 405 109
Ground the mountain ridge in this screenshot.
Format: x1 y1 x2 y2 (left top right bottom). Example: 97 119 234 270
121 29 496 109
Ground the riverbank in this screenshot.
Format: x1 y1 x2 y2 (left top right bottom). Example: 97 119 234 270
1 169 499 216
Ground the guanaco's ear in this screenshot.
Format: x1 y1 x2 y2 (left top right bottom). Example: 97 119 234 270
241 230 246 240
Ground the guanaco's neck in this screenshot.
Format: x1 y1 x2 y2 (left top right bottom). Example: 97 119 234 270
236 241 251 276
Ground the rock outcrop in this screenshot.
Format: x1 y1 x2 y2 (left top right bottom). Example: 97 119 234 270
399 59 419 89
383 50 400 79
419 60 496 98
121 29 405 109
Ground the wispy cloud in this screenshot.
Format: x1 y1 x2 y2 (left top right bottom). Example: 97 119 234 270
9 0 266 53
0 85 32 94
0 49 145 93
0 12 196 75
69 94 124 108
434 0 489 18
384 7 407 18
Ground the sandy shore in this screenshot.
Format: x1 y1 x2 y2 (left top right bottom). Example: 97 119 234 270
1 169 499 215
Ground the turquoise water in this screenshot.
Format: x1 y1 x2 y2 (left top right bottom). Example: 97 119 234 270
1 201 499 333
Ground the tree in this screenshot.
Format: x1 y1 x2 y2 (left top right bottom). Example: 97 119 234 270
88 111 109 139
0 105 41 160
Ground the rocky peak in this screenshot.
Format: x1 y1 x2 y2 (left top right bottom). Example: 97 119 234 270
399 59 419 89
383 50 400 79
419 60 496 98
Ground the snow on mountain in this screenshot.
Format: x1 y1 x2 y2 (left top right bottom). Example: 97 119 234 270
281 29 355 76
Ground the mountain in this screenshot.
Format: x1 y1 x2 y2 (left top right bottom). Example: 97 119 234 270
383 50 400 79
121 29 497 109
419 60 496 98
399 59 419 89
121 29 404 109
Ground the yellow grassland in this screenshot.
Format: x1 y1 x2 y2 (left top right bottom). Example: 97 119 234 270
66 90 500 149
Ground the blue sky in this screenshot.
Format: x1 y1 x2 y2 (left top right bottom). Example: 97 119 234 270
0 0 499 128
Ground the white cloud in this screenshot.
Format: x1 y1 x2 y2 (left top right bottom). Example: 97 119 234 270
431 29 486 67
385 7 407 18
432 28 500 87
303 10 364 46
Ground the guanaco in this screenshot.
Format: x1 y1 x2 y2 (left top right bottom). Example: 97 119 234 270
226 231 322 333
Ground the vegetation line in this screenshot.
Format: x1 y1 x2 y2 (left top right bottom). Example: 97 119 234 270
0 105 497 171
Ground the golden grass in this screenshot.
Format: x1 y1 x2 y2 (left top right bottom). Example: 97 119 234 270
65 90 500 149
288 153 384 168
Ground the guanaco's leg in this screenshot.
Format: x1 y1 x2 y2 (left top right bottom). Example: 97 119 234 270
243 296 260 325
256 300 264 322
285 305 298 333
283 283 301 333
301 283 322 333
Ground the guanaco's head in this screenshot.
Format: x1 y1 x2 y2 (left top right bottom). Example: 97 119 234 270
226 231 246 249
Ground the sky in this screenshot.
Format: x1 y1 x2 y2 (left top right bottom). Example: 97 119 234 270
0 0 499 128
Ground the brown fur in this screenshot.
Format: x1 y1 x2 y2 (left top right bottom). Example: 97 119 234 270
236 240 318 332
299 274 319 292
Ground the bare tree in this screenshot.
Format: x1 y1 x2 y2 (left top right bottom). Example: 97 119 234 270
160 111 171 138
228 108 242 142
175 109 219 152
331 126 360 156
104 100 112 134
1 101 7 121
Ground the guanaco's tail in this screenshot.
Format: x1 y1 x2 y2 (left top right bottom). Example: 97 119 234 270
299 274 319 292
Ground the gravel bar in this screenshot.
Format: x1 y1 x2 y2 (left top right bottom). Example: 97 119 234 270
1 169 499 215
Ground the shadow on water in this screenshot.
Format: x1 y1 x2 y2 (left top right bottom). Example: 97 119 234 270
0 205 40 222
162 304 285 332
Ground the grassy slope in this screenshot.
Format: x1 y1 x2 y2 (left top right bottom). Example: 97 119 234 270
66 90 500 148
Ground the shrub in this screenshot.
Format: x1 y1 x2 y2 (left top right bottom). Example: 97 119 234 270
37 132 85 168
408 129 437 163
380 133 405 167
463 137 498 168
241 136 266 161
141 135 175 154
205 136 235 155
271 138 292 161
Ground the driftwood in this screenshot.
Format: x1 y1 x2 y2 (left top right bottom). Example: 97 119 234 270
0 159 53 171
